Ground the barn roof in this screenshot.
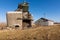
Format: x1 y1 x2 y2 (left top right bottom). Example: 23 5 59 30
40 18 54 22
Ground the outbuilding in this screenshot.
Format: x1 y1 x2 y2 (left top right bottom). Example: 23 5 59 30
35 18 54 26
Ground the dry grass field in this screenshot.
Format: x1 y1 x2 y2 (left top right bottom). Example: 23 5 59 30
0 23 7 30
0 25 60 40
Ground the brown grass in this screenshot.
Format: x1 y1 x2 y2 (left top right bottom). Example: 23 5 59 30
0 23 7 29
0 25 60 40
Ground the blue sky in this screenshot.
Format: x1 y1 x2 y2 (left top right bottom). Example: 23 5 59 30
0 0 60 22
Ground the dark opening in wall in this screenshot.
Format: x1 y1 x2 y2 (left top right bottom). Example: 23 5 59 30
23 19 31 28
15 25 19 28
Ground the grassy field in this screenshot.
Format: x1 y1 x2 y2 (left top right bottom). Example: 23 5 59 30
0 25 60 40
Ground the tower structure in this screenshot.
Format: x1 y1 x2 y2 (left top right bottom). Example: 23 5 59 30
6 1 33 30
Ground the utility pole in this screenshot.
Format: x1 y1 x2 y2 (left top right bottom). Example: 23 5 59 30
43 13 46 18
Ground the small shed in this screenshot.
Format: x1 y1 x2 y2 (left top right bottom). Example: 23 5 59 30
35 18 54 26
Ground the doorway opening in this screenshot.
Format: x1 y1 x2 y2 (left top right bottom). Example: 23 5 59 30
23 19 31 28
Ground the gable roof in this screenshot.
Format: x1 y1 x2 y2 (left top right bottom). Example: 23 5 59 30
40 18 54 22
40 18 48 21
